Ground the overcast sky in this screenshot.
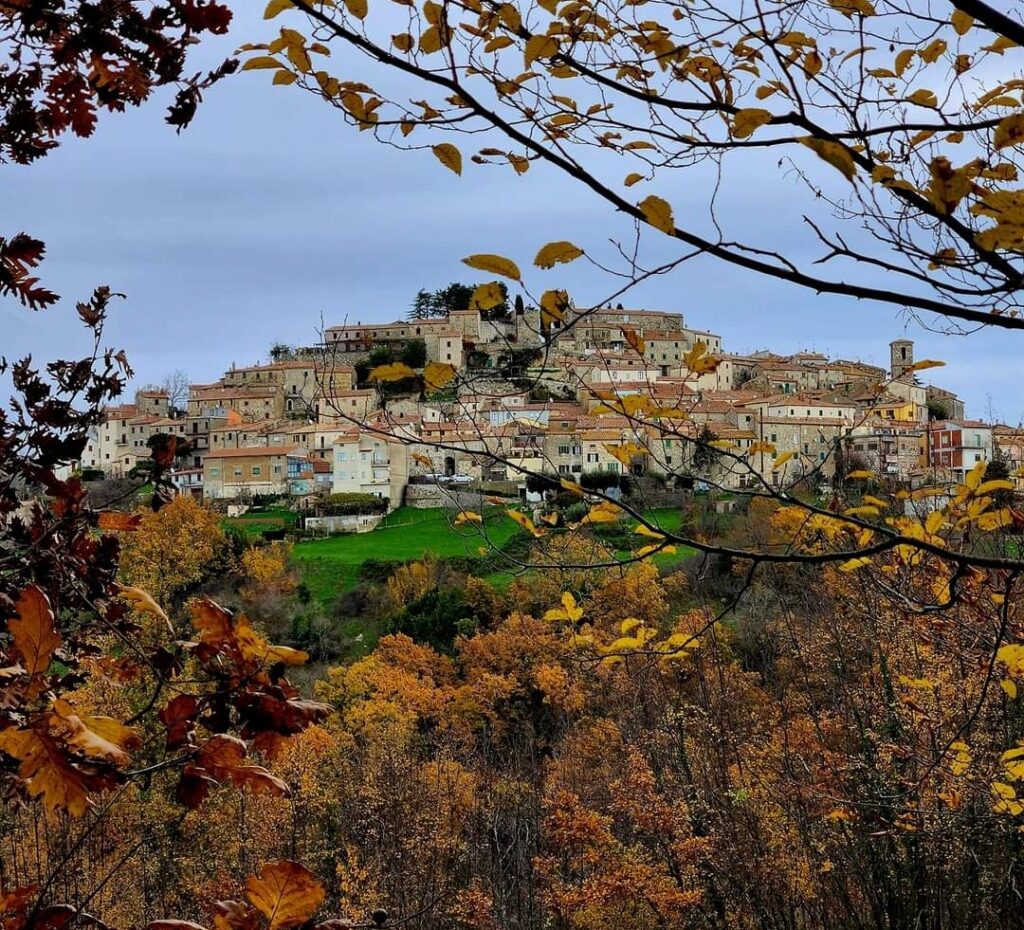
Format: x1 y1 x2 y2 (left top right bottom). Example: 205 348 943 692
3 2 1020 422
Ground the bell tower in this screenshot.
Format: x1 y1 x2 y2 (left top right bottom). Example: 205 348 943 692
890 338 914 381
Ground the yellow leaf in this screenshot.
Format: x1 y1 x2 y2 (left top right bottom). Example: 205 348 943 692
829 0 875 15
560 478 584 495
638 195 675 235
118 585 170 628
1002 679 1019 699
846 469 875 480
800 137 856 181
976 480 1014 495
540 289 569 325
772 451 797 470
965 459 987 491
272 70 297 85
484 35 514 52
919 39 947 64
51 699 135 765
622 327 645 355
844 505 879 518
264 0 294 17
682 341 720 374
992 781 1017 800
423 361 458 391
545 592 584 623
453 510 483 526
524 35 559 68
894 48 915 76
976 508 1013 532
419 26 444 54
907 89 938 107
497 2 521 31
635 524 666 539
432 143 462 175
391 33 414 52
534 240 584 269
839 557 872 572
506 508 543 537
994 114 1024 150
242 56 284 71
581 500 621 525
981 35 1017 55
951 9 973 34
469 281 506 310
732 108 773 139
344 0 368 19
368 362 417 382
462 254 521 280
637 543 675 557
624 172 645 187
905 358 945 372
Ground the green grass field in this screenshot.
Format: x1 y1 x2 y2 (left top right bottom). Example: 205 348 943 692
291 505 694 606
293 507 519 604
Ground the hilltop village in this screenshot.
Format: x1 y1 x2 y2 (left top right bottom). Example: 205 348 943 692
80 304 1015 508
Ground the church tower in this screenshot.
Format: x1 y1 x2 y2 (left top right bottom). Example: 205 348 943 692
890 338 914 381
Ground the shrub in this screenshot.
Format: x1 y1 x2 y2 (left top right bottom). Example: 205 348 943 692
320 493 389 515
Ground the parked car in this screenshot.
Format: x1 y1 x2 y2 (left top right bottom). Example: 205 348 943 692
441 474 473 485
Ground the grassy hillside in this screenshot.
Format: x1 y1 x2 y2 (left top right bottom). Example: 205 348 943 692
293 507 518 603
292 505 693 605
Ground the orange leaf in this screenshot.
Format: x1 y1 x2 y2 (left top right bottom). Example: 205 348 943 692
0 728 89 816
246 861 325 930
97 511 142 532
10 585 60 696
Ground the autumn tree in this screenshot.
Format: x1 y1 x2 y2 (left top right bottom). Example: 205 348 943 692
118 495 230 605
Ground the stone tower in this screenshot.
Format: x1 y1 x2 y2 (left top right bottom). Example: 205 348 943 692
890 338 914 381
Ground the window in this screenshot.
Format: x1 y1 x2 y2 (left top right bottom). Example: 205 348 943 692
770 433 777 443
338 452 347 461
606 462 619 473
571 464 582 473
210 467 220 477
233 467 242 477
558 464 570 474
586 453 598 463
558 444 570 455
251 466 262 476
572 445 582 454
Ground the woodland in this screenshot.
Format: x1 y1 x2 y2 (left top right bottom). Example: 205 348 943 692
4 0 1024 929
